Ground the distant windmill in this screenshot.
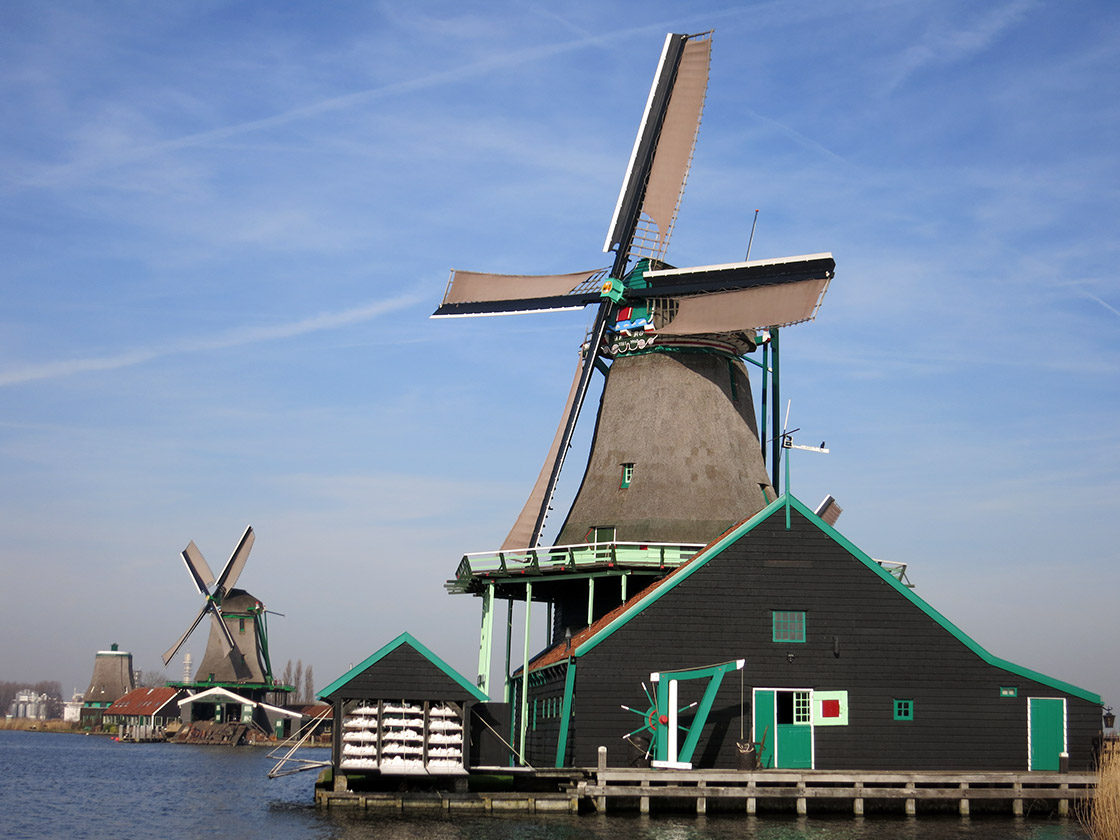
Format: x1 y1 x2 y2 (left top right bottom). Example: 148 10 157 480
162 526 276 685
434 32 834 559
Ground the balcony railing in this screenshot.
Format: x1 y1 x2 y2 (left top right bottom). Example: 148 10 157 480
446 542 705 593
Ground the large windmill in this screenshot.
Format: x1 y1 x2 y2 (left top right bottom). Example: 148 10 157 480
439 33 835 690
163 525 276 686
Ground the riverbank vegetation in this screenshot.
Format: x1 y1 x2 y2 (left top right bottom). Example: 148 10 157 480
1083 739 1119 840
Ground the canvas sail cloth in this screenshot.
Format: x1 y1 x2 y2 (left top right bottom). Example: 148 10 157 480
606 33 712 263
656 276 831 334
435 269 607 317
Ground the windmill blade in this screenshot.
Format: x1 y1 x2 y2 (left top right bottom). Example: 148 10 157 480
501 349 587 550
208 608 236 655
214 525 255 593
431 268 609 318
521 302 616 548
162 602 210 666
180 541 216 595
637 253 835 298
604 32 712 264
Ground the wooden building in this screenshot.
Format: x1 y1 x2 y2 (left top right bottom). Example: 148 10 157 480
319 633 494 785
513 495 1101 772
103 686 186 740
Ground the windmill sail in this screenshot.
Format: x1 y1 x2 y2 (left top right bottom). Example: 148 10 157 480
604 32 711 263
501 350 587 550
432 268 608 318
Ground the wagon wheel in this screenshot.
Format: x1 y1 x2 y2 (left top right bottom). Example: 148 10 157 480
620 682 697 760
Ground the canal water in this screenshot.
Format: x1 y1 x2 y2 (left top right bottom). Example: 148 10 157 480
0 731 1090 840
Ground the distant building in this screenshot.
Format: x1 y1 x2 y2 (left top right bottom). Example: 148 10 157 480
80 643 135 729
6 690 49 720
104 687 187 741
62 691 83 723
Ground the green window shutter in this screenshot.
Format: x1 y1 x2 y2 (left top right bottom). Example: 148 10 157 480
893 699 914 721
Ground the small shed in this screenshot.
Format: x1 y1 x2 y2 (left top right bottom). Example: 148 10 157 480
319 632 489 783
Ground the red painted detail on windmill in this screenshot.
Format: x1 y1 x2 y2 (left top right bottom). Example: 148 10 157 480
618 306 633 320
822 699 840 718
659 714 669 725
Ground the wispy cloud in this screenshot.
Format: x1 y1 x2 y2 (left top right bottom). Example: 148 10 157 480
19 13 744 191
881 0 1038 95
1080 289 1120 320
0 295 420 387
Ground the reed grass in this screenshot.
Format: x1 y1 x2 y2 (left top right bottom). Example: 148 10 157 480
1083 739 1120 840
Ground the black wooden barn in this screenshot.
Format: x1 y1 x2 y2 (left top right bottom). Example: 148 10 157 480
319 632 501 782
515 494 1101 772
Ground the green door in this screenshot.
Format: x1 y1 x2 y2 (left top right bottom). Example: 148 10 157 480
1029 697 1066 771
753 689 812 769
753 690 776 768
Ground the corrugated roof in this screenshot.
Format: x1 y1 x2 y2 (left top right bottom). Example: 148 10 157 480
106 687 182 716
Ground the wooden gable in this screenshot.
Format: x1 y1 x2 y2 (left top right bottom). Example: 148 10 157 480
526 496 1101 771
320 632 486 703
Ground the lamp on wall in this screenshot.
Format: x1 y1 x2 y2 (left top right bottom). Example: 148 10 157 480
1104 706 1115 729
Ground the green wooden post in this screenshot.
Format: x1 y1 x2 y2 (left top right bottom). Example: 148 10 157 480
555 660 577 768
477 582 495 697
771 326 781 492
519 582 532 764
760 341 769 465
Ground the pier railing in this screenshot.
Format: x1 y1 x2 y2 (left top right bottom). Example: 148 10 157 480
581 768 1098 816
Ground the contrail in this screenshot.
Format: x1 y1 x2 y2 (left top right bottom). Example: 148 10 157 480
0 294 419 387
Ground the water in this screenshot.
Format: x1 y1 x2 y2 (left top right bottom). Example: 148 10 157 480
0 731 1090 840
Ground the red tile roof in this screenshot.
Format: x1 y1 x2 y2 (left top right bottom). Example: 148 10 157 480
106 687 182 716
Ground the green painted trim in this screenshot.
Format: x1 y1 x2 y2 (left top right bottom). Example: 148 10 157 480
677 664 735 763
519 582 532 764
555 660 577 768
893 698 914 721
568 494 1101 704
772 610 807 643
318 631 488 701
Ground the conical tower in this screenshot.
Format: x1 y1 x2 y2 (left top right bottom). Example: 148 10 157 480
555 350 773 547
81 643 135 727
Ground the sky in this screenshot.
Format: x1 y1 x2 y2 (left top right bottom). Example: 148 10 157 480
1 1 1117 720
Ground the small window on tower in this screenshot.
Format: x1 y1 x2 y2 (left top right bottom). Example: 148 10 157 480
238 618 246 633
620 463 635 489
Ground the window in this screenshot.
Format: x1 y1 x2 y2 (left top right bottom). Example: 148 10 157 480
620 463 634 489
1000 686 1018 698
894 699 914 721
772 610 806 643
794 691 812 724
238 618 246 633
586 526 616 544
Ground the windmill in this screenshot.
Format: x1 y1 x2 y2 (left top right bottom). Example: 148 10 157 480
440 32 834 660
162 525 276 686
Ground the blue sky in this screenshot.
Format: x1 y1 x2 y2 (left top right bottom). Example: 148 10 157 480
2 1 1117 719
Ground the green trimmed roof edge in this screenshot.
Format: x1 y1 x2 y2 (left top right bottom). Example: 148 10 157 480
318 630 488 702
571 494 1101 705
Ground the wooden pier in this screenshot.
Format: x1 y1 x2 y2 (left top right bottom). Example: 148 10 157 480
315 766 1097 816
580 768 1097 816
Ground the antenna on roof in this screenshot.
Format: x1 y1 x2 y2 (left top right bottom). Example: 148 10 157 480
745 209 760 260
776 400 829 508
